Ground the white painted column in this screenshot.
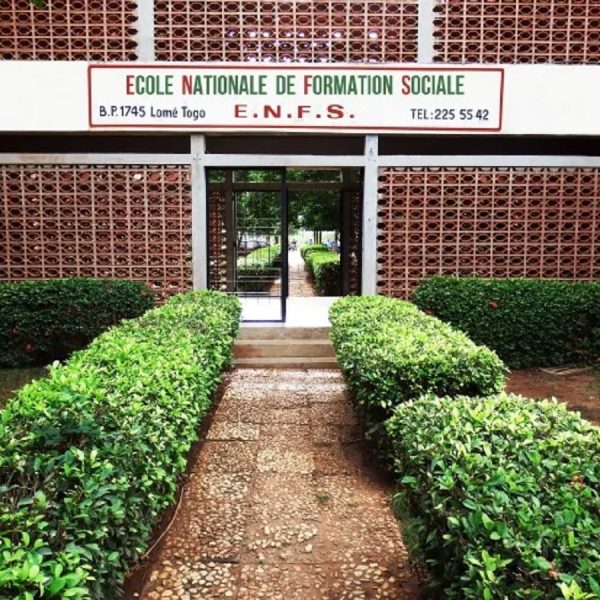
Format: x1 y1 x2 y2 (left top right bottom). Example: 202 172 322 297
418 0 435 63
191 135 208 289
362 135 379 296
136 0 156 62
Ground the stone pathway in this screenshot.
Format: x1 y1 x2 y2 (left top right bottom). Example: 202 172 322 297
288 249 317 297
137 369 419 600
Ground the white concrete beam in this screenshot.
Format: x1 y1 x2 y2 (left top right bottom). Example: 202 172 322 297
2 153 598 169
136 0 156 62
191 135 207 290
202 154 365 168
418 0 435 63
0 153 190 165
362 135 379 296
377 155 600 168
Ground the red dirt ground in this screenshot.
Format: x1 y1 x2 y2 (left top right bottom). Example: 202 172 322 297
507 368 600 425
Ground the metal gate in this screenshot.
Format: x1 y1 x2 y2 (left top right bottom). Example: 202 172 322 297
207 168 287 322
234 169 287 322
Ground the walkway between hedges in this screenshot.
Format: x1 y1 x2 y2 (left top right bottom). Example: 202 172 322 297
138 368 420 600
288 249 317 297
267 250 317 299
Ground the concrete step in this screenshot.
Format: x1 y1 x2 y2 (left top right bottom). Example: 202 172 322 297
234 339 335 359
238 326 331 340
235 356 339 369
233 372 345 383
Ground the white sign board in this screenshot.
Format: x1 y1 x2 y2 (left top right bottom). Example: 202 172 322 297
2 62 600 135
88 65 504 132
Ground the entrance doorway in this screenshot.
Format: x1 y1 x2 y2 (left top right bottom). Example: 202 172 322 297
207 168 362 322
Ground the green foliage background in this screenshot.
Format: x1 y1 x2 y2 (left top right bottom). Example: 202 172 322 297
236 244 282 291
413 277 600 368
230 170 341 238
302 249 341 296
0 279 155 368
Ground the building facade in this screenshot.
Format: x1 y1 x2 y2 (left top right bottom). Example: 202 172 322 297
1 1 599 314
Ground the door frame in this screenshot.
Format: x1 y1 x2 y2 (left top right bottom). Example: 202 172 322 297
206 167 362 322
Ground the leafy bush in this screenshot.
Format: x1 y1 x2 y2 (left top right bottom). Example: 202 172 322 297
387 393 600 600
413 277 600 368
0 291 240 599
0 278 155 368
304 251 341 296
236 244 281 291
329 296 506 436
300 243 327 260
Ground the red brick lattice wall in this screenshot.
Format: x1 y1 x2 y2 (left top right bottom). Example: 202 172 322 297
0 0 138 60
434 0 600 64
3 0 600 64
207 187 228 292
154 1 419 62
0 165 192 300
346 189 362 296
377 167 600 299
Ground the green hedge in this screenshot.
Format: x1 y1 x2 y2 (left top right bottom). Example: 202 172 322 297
387 393 600 600
413 277 600 368
236 245 281 291
0 278 155 368
329 296 506 436
304 251 341 296
0 291 240 599
300 243 327 260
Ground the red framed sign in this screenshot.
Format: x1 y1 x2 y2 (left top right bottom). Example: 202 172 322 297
89 64 504 133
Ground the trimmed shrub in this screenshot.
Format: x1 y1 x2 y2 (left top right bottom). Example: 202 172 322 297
413 277 600 368
387 393 600 600
0 291 240 599
0 278 155 368
300 243 327 260
329 296 506 436
236 244 281 291
305 251 341 296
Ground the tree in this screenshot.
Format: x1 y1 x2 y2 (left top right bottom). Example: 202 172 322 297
287 169 341 235
288 193 339 241
235 190 281 245
232 169 342 242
